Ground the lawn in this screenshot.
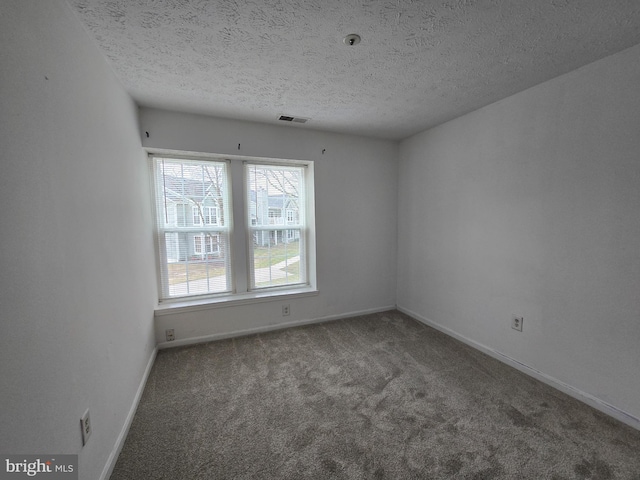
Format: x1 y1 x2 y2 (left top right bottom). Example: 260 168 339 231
167 261 226 285
252 241 300 268
167 241 300 285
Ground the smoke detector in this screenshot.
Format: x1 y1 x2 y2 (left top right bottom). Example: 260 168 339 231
343 34 361 46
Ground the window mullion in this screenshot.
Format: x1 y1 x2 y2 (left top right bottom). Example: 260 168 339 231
230 160 249 293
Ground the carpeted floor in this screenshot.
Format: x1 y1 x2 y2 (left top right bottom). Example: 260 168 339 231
110 310 640 479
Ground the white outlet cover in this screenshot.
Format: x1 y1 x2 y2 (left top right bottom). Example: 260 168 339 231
80 409 92 446
511 315 523 332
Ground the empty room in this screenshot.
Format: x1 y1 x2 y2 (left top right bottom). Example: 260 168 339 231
1 1 640 479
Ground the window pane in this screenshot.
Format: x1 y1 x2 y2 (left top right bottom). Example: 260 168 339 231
154 157 231 300
157 159 228 228
246 163 306 290
252 230 302 288
164 232 230 297
246 164 304 228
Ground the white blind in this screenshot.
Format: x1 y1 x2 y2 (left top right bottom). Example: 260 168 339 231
152 156 231 301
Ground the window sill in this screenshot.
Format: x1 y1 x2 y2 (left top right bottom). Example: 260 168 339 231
154 287 319 317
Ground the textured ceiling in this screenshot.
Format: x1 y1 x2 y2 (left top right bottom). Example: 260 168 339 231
68 0 640 140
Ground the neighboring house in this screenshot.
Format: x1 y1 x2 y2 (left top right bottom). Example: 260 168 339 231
162 175 224 263
249 188 301 247
162 177 300 262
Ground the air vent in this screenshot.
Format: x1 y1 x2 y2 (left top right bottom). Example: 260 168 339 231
278 115 309 124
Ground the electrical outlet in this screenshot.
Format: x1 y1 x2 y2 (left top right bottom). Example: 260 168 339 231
166 329 175 341
282 304 290 316
511 315 523 332
80 409 92 446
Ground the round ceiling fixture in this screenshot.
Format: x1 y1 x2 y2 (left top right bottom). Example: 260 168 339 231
343 34 361 46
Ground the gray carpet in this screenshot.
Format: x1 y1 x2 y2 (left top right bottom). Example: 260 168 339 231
111 310 640 479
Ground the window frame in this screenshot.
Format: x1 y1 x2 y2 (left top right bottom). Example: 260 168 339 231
193 234 203 254
192 204 202 226
149 151 317 311
151 155 232 301
193 233 219 256
245 161 308 292
204 206 218 226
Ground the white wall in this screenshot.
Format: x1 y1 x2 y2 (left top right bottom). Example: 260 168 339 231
0 2 157 479
397 43 640 427
140 108 398 344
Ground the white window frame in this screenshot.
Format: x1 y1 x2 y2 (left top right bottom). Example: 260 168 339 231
204 206 218 225
209 234 220 253
192 205 218 226
245 162 310 291
150 152 317 312
151 155 232 302
194 234 203 254
192 204 202 226
194 234 219 255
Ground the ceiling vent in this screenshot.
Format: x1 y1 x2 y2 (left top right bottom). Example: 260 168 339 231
278 115 309 124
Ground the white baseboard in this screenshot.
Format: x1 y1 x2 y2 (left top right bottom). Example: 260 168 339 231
397 306 640 432
157 305 397 350
99 346 158 480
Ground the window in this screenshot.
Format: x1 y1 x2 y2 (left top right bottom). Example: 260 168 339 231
152 157 231 300
194 235 202 253
192 205 200 226
246 163 306 290
193 234 219 256
151 154 315 303
204 206 218 225
192 205 218 226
